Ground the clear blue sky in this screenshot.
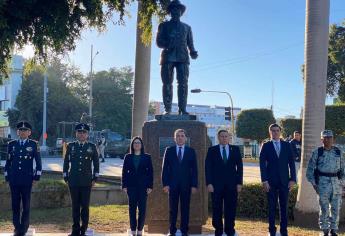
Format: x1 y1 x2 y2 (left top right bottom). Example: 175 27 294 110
65 0 344 118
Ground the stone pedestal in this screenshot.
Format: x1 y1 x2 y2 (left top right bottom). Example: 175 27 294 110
142 119 208 234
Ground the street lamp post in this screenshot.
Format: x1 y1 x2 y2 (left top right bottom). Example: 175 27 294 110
190 88 235 143
41 72 48 153
89 44 99 126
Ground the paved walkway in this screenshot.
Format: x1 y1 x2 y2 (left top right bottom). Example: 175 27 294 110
0 232 245 236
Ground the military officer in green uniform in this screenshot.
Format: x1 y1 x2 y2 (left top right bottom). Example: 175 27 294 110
63 123 100 236
306 130 345 236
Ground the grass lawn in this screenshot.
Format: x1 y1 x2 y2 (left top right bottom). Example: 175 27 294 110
1 204 344 235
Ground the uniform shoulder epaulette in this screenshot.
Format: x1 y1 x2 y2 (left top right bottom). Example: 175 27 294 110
67 141 76 147
8 139 16 145
28 139 38 145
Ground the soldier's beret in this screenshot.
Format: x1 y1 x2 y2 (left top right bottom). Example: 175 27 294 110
16 121 32 130
167 0 186 15
321 130 333 137
75 123 90 132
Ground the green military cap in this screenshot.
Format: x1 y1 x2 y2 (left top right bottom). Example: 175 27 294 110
321 130 333 137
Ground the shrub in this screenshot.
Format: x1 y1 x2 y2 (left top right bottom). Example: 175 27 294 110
208 183 298 220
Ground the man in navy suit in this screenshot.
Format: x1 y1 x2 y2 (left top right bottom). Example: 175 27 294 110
260 123 296 236
162 129 198 236
205 129 243 236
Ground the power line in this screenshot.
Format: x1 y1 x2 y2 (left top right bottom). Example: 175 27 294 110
191 41 303 73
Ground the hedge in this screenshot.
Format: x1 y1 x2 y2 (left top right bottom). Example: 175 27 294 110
209 183 298 220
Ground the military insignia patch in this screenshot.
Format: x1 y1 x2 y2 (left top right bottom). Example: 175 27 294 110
26 147 33 152
87 147 93 153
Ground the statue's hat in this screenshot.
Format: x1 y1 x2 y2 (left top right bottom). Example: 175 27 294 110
167 0 186 15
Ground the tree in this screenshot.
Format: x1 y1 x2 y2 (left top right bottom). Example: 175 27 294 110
132 1 152 137
7 63 86 145
295 0 330 219
325 104 345 137
301 20 345 99
279 118 302 138
0 0 170 78
236 109 275 143
92 67 133 136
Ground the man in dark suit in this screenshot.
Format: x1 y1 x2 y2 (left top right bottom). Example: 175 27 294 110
63 123 99 236
162 129 198 236
205 130 243 236
4 121 42 236
260 123 296 236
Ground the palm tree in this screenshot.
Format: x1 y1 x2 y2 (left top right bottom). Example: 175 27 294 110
131 0 152 137
295 0 330 220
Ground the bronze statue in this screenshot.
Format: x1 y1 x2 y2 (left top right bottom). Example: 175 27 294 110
156 0 198 115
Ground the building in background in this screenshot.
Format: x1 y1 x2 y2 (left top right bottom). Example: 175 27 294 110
0 55 24 137
150 101 241 145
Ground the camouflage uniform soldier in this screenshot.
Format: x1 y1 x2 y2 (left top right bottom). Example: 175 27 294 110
306 130 345 236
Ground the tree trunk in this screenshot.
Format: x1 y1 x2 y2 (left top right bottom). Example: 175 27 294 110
131 1 152 138
295 0 330 223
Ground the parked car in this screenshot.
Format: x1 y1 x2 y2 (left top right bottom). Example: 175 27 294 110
90 129 130 159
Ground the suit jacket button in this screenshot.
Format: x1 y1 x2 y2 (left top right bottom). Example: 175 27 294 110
79 169 81 171
19 167 21 170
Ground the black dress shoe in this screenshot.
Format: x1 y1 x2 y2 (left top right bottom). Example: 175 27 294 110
322 229 329 236
181 234 189 236
68 233 79 236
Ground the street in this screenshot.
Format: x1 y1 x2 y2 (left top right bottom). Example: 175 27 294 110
0 158 301 184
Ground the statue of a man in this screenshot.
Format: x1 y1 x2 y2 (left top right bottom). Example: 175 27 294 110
156 0 198 115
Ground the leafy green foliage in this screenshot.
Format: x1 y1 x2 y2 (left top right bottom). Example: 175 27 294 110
236 109 275 142
302 21 345 99
325 104 345 137
92 67 133 136
208 183 298 219
0 0 171 78
280 118 302 138
327 22 345 99
7 62 86 145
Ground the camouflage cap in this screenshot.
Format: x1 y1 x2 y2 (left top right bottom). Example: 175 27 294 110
321 130 333 137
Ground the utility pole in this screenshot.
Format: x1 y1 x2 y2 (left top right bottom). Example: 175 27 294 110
41 72 48 153
89 44 99 128
89 45 93 120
